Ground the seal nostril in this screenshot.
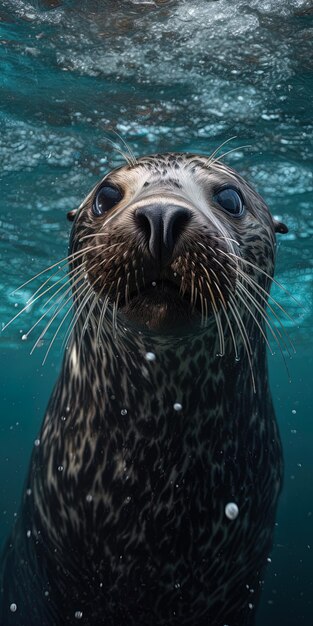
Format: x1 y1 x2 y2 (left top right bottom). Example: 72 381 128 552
167 208 191 249
136 203 191 266
136 212 152 241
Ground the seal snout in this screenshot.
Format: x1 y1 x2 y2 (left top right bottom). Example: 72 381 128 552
135 203 191 267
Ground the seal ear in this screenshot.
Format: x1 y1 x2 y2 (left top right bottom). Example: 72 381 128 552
67 209 78 222
273 218 288 234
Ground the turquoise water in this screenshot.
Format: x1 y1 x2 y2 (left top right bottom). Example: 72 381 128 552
0 0 312 624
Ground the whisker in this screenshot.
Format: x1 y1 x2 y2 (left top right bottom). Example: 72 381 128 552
210 145 252 166
217 249 301 307
220 302 239 360
10 244 97 296
206 136 238 166
111 129 137 166
227 294 256 392
42 283 91 365
30 279 89 357
236 282 292 379
235 267 296 353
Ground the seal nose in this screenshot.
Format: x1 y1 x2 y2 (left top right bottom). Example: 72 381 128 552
136 203 191 266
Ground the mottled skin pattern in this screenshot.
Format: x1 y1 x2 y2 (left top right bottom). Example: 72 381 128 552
1 153 285 625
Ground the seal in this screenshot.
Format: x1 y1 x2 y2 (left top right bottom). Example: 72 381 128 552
0 152 289 626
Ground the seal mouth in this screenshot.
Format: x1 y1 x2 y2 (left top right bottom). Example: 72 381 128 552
118 278 203 332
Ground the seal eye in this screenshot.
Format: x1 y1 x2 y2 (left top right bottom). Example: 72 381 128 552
214 187 244 217
92 184 123 217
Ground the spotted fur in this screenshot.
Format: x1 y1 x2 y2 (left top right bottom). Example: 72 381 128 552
1 153 285 625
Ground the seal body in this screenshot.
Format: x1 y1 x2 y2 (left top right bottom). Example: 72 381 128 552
0 152 286 625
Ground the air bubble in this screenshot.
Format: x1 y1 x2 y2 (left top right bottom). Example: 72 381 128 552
74 611 83 619
145 352 156 361
225 502 239 520
10 603 17 613
86 494 93 503
57 465 64 472
291 409 296 414
173 403 182 411
34 439 40 447
121 408 128 416
26 530 31 538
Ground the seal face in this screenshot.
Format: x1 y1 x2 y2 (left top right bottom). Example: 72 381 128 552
0 152 287 625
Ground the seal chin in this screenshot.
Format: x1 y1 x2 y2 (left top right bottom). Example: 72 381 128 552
119 281 198 332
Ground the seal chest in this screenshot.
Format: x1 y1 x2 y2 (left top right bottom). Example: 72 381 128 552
0 152 288 625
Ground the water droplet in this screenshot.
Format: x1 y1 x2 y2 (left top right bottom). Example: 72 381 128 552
291 409 296 414
125 496 131 504
121 408 128 416
34 439 40 447
74 610 83 619
235 355 241 362
60 415 66 422
173 403 182 411
65 406 71 414
26 488 32 496
86 494 93 503
145 352 156 362
267 557 272 563
44 590 49 597
225 502 239 520
248 603 254 610
21 334 28 341
57 465 64 472
10 603 17 613
151 281 157 287
26 530 31 538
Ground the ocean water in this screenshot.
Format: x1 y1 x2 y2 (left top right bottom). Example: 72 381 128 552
0 0 312 624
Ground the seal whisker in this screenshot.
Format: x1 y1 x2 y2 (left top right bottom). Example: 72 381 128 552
96 293 111 343
218 249 300 308
203 277 225 356
210 145 252 167
227 294 256 392
42 282 92 365
235 264 296 327
9 244 98 297
236 282 292 379
235 267 296 354
220 302 239 360
110 128 137 166
2 255 91 333
20 249 108 341
205 136 238 166
235 286 274 355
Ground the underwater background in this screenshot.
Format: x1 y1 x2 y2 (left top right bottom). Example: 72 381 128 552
0 1 312 624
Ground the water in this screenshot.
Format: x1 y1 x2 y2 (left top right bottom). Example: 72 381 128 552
0 0 312 624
